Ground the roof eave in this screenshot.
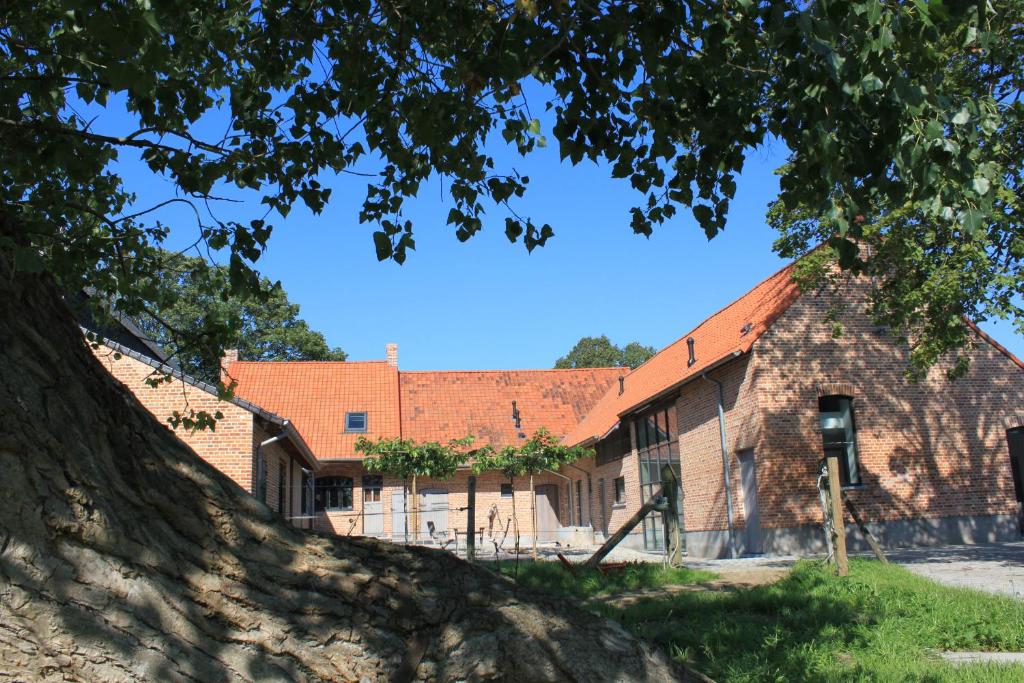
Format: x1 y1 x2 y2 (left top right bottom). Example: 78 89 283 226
615 349 746 420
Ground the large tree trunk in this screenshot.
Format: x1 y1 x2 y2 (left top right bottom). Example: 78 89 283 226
0 262 689 682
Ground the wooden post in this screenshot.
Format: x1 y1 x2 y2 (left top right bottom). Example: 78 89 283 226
411 474 418 543
842 492 888 564
530 473 538 560
826 456 849 576
584 488 663 570
661 465 683 567
466 475 476 562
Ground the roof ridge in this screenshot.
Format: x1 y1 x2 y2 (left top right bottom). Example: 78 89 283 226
399 367 624 375
620 259 797 378
231 359 389 365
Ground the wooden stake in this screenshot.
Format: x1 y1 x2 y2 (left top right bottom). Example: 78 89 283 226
826 456 849 576
661 464 683 567
466 475 476 562
584 488 663 570
530 473 538 560
411 474 418 543
842 492 888 564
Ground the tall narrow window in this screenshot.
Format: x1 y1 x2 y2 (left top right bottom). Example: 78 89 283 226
1007 428 1024 504
575 480 583 525
277 461 287 514
614 476 626 504
819 396 862 487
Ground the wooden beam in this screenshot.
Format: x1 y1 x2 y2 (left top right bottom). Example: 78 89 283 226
584 487 663 570
842 491 888 564
661 464 683 567
826 456 849 576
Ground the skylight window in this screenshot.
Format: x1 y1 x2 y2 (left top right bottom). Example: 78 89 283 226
345 411 367 433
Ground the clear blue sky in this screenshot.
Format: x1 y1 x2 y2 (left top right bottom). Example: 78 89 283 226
102 98 1022 371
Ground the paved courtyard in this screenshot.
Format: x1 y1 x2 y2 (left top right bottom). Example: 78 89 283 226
473 539 1024 599
883 541 1024 599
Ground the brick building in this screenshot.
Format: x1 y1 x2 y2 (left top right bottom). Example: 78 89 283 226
86 261 1024 557
88 329 319 527
566 264 1024 556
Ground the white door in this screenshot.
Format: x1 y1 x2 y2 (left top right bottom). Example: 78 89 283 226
362 476 383 536
738 450 762 554
419 489 449 537
391 491 408 541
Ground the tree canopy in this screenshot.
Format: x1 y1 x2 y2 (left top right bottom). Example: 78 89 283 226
133 253 345 383
3 0 1021 378
472 429 591 478
357 436 480 480
555 335 656 369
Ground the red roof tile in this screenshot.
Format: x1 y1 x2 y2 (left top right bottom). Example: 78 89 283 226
227 361 400 458
400 368 623 448
563 263 801 445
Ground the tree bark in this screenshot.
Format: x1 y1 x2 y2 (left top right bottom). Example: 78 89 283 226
0 258 689 681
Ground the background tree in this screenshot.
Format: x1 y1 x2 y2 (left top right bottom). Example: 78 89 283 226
133 253 346 383
555 335 656 369
359 436 481 542
473 429 592 559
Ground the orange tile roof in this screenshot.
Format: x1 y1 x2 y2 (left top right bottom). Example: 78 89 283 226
227 361 400 458
563 263 801 446
400 368 624 448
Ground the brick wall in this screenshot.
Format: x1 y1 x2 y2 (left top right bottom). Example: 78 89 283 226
676 353 760 535
90 342 256 493
751 281 1024 534
312 461 585 546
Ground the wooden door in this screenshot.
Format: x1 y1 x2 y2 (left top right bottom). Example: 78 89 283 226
534 484 561 542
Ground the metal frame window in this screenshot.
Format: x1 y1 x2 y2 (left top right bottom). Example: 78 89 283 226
634 401 681 550
819 395 862 487
315 476 354 512
345 411 367 433
500 483 513 497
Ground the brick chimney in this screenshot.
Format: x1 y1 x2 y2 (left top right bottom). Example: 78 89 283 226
385 343 398 368
221 348 239 384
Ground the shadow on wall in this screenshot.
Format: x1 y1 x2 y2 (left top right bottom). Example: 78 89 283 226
753 288 1023 552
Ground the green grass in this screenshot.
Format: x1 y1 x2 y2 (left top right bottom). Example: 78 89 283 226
480 558 717 599
489 557 1024 682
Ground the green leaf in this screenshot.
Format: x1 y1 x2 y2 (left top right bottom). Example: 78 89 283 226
14 248 45 273
951 107 971 125
971 177 990 195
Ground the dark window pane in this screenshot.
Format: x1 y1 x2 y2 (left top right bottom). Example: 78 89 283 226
500 483 513 497
315 476 354 511
345 412 367 432
819 396 861 486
